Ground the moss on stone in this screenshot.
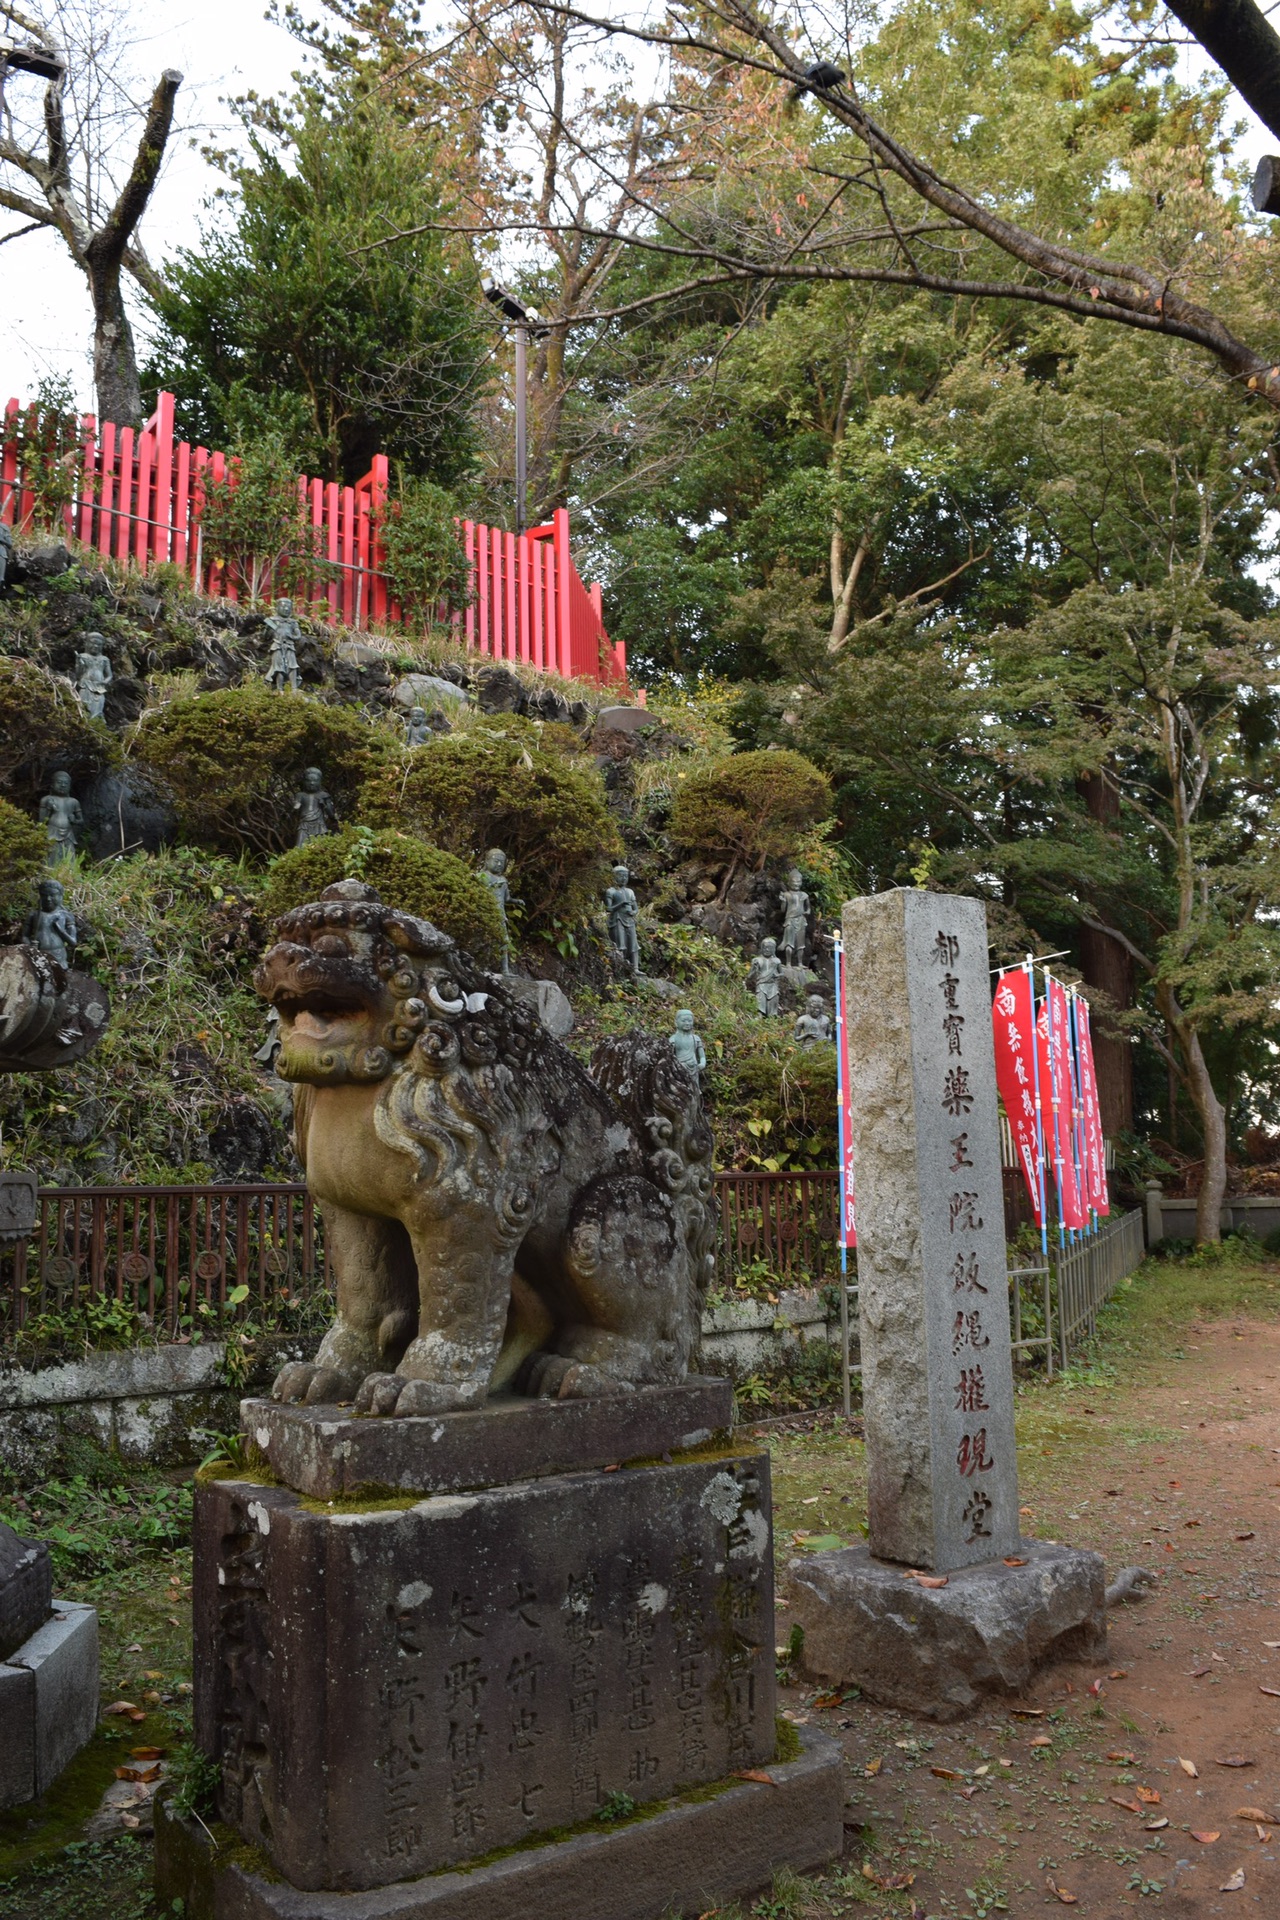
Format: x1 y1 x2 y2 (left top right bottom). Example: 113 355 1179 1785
0 797 49 924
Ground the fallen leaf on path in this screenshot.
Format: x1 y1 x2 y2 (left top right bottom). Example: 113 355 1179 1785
1109 1795 1141 1813
1003 1556 1027 1566
1109 1669 1128 1679
1145 1818 1169 1831
960 1785 979 1800
1179 1757 1200 1777
1047 1882 1078 1905
811 1691 845 1709
1262 1641 1280 1648
1030 1735 1053 1748
1235 1808 1269 1822
1108 1750 1137 1763
1220 1868 1246 1891
129 1747 164 1760
1216 1756 1256 1768
1259 1686 1280 1698
1011 1707 1044 1717
861 1865 915 1891
1235 1531 1256 1541
864 1757 882 1777
930 1766 962 1780
1184 1518 1201 1528
1258 1827 1272 1842
732 1769 777 1786
1135 1786 1161 1804
1189 1666 1213 1678
103 1702 138 1716
114 1764 160 1784
911 1573 949 1588
1190 1831 1220 1843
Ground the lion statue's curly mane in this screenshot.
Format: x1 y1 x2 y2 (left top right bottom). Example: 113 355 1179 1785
254 881 716 1414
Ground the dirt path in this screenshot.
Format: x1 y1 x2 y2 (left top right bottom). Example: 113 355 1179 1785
765 1312 1280 1917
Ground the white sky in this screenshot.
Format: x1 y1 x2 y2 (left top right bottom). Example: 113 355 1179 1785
0 4 1271 415
1 0 301 408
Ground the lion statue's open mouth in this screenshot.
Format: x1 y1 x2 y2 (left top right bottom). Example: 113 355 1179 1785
254 880 715 1416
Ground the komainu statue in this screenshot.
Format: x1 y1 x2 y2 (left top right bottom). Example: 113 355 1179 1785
255 881 716 1414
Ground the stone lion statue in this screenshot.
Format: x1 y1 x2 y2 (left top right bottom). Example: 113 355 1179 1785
255 881 716 1414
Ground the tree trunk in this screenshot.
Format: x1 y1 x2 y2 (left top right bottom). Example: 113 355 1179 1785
1156 983 1226 1243
86 257 143 428
1076 772 1134 1138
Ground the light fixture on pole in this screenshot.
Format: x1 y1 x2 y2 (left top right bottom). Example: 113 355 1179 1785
0 39 66 80
481 274 540 536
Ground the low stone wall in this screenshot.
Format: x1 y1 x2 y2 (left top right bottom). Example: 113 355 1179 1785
698 1288 840 1379
1144 1184 1280 1244
0 1294 844 1471
0 1340 309 1477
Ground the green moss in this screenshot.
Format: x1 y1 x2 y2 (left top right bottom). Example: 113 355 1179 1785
669 748 831 870
359 715 621 935
0 655 117 806
135 682 387 857
773 1715 803 1763
0 796 48 924
0 1725 148 1873
260 825 502 963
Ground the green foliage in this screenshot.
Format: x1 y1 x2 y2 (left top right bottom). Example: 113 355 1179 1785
0 1456 191 1582
360 718 621 934
670 750 831 872
0 849 285 1187
0 797 48 925
377 477 473 627
146 90 486 485
594 1791 637 1824
199 435 332 606
135 683 385 857
5 376 82 533
0 657 116 804
166 1742 222 1822
260 826 503 962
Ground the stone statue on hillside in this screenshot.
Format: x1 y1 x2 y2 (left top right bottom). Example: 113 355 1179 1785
264 599 302 693
669 1008 706 1075
746 937 783 1018
477 847 514 973
73 633 112 721
605 863 640 978
779 868 811 967
256 881 716 1413
404 705 432 748
293 768 335 847
793 994 832 1048
24 879 77 968
39 772 82 862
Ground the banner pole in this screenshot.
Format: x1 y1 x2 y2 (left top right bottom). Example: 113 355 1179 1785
1067 989 1095 1236
833 931 851 1421
1025 955 1050 1265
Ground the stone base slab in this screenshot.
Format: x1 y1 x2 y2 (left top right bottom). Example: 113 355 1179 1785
242 1378 733 1499
154 1725 843 1920
0 1599 99 1808
788 1538 1105 1720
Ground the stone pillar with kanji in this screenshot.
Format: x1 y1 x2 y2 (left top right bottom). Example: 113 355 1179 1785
843 887 1019 1571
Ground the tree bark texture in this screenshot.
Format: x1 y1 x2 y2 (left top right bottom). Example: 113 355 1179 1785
1163 0 1280 145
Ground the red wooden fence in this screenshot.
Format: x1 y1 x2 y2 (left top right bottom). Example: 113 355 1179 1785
1 390 625 684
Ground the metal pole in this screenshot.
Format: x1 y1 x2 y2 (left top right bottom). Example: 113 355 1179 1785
514 322 527 536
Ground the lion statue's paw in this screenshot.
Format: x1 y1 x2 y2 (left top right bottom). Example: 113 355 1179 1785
272 1361 356 1405
354 1372 486 1417
518 1352 633 1400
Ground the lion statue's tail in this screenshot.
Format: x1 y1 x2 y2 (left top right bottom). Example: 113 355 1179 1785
588 1030 718 1335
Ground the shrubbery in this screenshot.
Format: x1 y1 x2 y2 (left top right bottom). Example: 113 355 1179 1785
0 797 49 927
670 748 831 873
360 717 620 935
260 826 503 963
0 656 117 803
135 683 386 857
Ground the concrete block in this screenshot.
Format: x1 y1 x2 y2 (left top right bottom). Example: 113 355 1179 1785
0 1660 36 1808
9 1600 101 1791
243 1378 733 1500
788 1537 1106 1720
0 1522 51 1659
154 1723 844 1920
195 1452 774 1891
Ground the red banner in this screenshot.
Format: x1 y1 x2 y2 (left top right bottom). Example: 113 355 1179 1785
1037 978 1088 1229
1075 997 1110 1216
991 969 1044 1227
835 940 857 1248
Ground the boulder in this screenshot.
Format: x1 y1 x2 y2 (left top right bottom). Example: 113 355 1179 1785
393 672 469 712
81 765 176 859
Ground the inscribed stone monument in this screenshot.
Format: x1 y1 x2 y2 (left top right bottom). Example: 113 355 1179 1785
841 888 1018 1570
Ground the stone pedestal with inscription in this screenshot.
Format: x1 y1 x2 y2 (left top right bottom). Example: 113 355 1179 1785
158 1382 843 1917
790 889 1104 1715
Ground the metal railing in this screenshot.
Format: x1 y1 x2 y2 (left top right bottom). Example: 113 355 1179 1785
1 1183 327 1338
714 1170 839 1290
1051 1207 1146 1366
